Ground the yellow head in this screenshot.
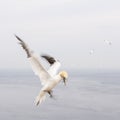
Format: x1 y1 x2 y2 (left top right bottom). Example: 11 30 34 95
59 71 68 85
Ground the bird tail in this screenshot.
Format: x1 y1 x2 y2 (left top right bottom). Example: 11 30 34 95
35 90 46 106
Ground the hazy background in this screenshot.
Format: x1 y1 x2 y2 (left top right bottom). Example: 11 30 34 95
0 0 120 70
0 1 120 119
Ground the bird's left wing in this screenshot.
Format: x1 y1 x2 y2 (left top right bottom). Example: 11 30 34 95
15 35 51 85
28 54 52 85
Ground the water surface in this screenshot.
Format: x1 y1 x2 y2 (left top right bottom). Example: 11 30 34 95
0 70 120 120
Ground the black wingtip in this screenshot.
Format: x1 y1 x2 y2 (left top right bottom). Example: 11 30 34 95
14 34 18 39
14 34 23 42
41 54 56 65
15 34 31 58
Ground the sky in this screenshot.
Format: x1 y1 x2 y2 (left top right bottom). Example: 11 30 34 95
0 0 120 70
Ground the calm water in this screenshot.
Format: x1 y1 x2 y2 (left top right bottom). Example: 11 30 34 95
0 70 120 120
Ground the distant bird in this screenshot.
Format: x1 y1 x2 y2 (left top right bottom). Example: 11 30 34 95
15 35 68 106
89 49 94 55
104 40 112 45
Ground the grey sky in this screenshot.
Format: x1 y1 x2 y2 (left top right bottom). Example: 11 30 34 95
0 0 120 70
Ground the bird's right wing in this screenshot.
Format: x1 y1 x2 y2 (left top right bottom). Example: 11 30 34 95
41 54 61 77
47 61 61 76
15 35 51 85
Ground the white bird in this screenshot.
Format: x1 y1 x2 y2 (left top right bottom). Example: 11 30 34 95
89 49 94 55
104 40 112 45
15 35 68 106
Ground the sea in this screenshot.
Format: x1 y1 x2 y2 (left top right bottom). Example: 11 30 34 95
0 69 120 120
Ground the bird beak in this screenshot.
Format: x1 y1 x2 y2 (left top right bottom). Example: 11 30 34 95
63 77 67 86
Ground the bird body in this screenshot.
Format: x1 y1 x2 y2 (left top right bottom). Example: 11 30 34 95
15 35 68 106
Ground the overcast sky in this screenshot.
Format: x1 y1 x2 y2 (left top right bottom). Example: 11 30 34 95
0 0 120 70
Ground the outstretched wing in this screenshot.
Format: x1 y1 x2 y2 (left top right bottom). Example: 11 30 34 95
15 35 32 58
41 55 56 65
41 54 61 76
15 35 51 85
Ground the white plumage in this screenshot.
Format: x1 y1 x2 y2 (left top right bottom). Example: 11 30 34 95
104 40 112 45
15 35 68 106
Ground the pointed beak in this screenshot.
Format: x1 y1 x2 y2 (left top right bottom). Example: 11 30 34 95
63 77 67 86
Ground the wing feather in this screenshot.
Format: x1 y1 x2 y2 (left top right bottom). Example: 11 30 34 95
15 35 51 85
47 61 61 76
41 54 61 76
28 54 51 85
15 35 31 58
41 55 56 65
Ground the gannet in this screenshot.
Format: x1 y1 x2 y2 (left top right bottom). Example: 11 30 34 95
15 35 68 106
104 40 112 45
89 49 94 55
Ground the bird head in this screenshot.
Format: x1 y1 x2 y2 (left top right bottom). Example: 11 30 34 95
59 71 68 85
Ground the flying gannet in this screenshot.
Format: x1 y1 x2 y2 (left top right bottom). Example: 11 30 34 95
89 49 94 55
104 40 112 45
15 35 68 106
